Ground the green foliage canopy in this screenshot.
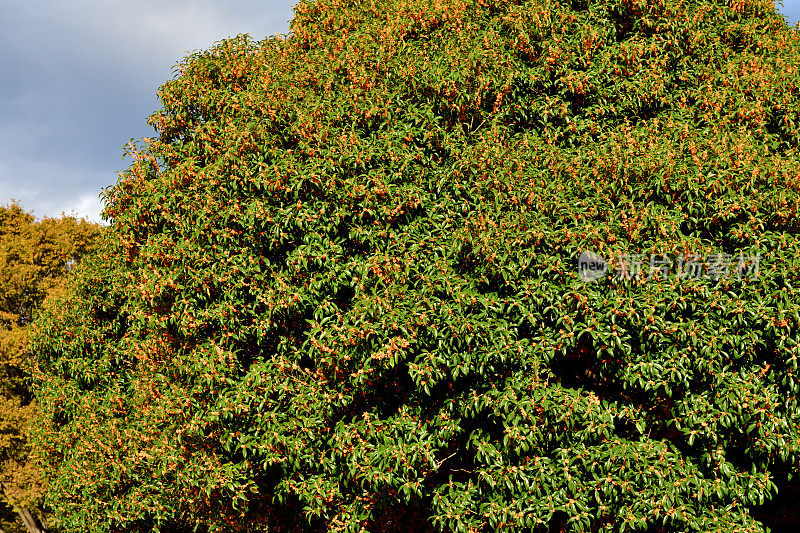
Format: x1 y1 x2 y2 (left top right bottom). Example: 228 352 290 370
30 0 800 531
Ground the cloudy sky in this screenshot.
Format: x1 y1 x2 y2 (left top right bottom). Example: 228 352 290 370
1 0 295 223
2 1 799 223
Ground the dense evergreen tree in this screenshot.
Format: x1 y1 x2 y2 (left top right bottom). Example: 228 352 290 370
30 0 800 531
0 202 101 533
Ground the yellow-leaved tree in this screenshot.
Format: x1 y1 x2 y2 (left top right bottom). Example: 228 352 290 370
0 202 101 533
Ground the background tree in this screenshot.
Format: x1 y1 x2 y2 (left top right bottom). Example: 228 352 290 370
0 202 101 533
29 0 800 531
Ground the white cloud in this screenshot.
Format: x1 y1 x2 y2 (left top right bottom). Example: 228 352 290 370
62 193 105 224
0 156 111 223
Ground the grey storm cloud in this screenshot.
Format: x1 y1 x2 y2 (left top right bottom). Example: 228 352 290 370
0 0 798 222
